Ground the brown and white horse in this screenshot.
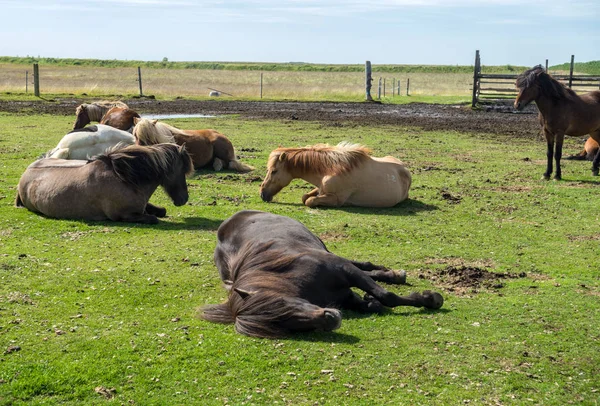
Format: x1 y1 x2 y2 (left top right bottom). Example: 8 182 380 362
133 118 254 172
100 106 141 132
514 65 600 179
260 142 411 208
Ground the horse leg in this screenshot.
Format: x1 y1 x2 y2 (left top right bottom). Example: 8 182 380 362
144 202 167 217
301 188 319 204
115 212 159 224
213 157 225 171
554 133 564 180
543 129 554 180
342 263 443 309
590 131 600 176
350 260 406 284
341 291 385 314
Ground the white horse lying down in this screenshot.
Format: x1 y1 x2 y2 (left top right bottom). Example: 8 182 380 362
46 124 135 160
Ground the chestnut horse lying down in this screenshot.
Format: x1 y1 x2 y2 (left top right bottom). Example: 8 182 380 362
73 100 128 130
133 117 254 172
46 124 135 160
260 142 411 207
100 106 141 132
16 144 192 223
202 210 443 338
566 137 599 161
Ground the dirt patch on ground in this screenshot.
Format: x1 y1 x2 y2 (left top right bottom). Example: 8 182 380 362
420 265 527 295
0 98 542 138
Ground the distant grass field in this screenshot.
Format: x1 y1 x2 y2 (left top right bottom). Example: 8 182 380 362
1 111 599 404
2 56 597 102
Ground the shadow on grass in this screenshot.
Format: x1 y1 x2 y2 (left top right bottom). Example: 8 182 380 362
260 198 438 216
75 215 225 231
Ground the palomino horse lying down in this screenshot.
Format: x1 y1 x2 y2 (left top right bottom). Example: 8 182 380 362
260 142 411 208
100 106 141 133
73 100 128 130
202 210 443 338
515 65 600 179
16 144 193 224
46 124 135 160
133 117 254 172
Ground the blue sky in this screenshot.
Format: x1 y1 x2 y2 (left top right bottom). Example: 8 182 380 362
1 0 598 66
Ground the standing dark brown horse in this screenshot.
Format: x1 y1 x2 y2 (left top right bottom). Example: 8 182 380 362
514 65 600 179
100 106 141 132
201 210 443 338
16 144 192 223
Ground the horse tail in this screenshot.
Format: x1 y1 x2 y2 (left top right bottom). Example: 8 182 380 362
15 191 24 207
564 149 590 161
200 303 235 324
228 159 255 173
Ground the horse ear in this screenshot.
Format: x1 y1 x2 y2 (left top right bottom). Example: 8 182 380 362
234 287 255 300
278 152 286 161
152 119 158 125
178 143 186 153
133 116 141 124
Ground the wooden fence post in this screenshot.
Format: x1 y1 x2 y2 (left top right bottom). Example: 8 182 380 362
568 55 574 89
397 79 400 96
378 77 382 99
365 61 373 101
260 72 263 99
25 70 28 93
33 63 40 97
545 59 548 72
383 78 386 97
137 67 143 96
471 50 480 107
406 78 410 96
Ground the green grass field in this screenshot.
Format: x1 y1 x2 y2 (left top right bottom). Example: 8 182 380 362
1 111 599 405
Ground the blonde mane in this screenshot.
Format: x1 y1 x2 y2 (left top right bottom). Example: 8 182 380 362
268 142 372 175
133 118 177 145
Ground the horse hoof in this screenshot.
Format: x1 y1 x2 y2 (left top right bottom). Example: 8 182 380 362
541 175 550 181
392 270 407 284
592 170 599 176
553 176 561 181
422 290 444 309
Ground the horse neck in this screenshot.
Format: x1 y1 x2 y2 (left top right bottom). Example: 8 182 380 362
534 93 562 118
88 105 107 121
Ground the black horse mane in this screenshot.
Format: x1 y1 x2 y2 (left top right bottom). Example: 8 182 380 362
202 241 306 338
516 65 578 101
94 143 192 186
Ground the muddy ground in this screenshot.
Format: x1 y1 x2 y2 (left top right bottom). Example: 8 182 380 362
0 98 542 139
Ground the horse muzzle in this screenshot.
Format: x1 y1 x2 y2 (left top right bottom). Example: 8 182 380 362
260 189 273 202
323 309 342 331
173 193 189 206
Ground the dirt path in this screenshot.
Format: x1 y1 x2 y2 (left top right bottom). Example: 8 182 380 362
0 98 542 138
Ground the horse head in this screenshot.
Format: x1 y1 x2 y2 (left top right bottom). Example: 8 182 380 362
514 65 545 110
230 288 342 337
161 143 193 206
73 104 91 129
260 151 294 202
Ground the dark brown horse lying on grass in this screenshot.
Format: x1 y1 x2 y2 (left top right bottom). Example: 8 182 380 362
16 144 192 223
514 65 600 179
201 210 443 338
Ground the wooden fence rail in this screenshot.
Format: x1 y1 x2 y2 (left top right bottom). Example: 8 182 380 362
471 50 600 107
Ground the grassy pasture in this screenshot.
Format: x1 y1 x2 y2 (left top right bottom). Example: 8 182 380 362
1 111 599 405
0 63 474 101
